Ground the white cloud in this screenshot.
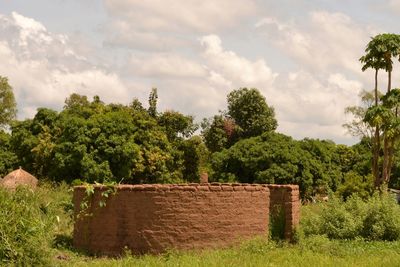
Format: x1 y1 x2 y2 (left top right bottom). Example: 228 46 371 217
0 12 129 118
200 34 278 87
251 10 385 143
103 0 257 50
256 11 376 75
388 0 400 11
197 34 363 144
0 7 377 145
105 0 256 32
128 53 207 78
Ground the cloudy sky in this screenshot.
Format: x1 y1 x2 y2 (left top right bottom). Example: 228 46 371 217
1 0 400 145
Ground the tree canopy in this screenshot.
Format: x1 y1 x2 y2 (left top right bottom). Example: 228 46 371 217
0 76 17 129
202 88 277 152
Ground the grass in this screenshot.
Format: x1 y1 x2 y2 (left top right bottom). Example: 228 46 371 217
3 183 400 266
57 237 400 267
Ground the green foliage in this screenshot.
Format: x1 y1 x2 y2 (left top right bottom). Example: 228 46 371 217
209 132 366 198
201 115 231 153
227 88 277 138
8 92 204 184
0 130 17 177
343 90 376 139
359 33 400 188
336 172 374 200
202 88 277 152
158 110 198 142
201 115 230 153
0 184 72 266
301 194 400 241
78 181 118 218
176 136 208 183
148 88 158 118
269 205 285 240
0 76 17 129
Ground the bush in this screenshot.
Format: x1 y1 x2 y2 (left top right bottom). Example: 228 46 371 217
301 194 400 241
336 172 374 200
0 183 72 265
362 195 400 240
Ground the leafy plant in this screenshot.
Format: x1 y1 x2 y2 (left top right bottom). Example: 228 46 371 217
301 194 400 241
0 184 71 265
77 181 118 219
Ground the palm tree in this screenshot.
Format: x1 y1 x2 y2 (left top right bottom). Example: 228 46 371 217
360 36 386 188
360 33 400 188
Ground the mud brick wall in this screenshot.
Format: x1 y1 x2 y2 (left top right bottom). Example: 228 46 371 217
267 185 300 240
73 183 270 255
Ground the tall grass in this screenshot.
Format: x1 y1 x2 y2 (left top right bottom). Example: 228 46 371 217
0 182 72 266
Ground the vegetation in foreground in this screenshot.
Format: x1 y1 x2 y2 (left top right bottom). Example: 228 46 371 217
60 237 400 267
1 183 400 266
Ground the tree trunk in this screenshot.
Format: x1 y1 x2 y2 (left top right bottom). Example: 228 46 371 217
387 139 394 184
381 69 392 189
372 68 380 188
382 136 390 187
375 69 379 106
373 127 380 187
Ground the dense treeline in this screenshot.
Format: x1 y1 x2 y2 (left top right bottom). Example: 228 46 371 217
0 76 399 199
0 91 206 184
0 83 383 199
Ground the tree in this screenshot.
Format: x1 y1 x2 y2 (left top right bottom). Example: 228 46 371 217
360 33 400 188
0 76 17 129
360 37 386 187
201 115 237 152
129 98 145 112
343 90 376 140
9 92 205 184
227 88 277 138
378 89 400 184
364 89 400 187
148 88 158 118
0 130 17 176
158 110 198 142
63 93 92 118
202 88 277 152
209 132 347 198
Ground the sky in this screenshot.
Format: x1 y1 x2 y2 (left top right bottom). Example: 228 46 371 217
1 0 400 145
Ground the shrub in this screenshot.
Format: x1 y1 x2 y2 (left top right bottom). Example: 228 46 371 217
301 194 400 241
336 172 374 200
362 195 400 240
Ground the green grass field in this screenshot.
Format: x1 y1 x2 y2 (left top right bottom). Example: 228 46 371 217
57 237 400 267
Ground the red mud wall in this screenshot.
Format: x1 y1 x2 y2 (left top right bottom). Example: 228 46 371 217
73 183 270 255
267 185 300 240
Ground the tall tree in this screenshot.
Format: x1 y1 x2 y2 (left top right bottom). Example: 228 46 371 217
365 89 400 186
227 88 277 139
360 37 385 187
360 33 400 188
0 76 17 129
379 34 400 185
148 88 158 118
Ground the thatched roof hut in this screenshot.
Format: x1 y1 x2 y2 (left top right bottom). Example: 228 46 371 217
0 168 38 190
